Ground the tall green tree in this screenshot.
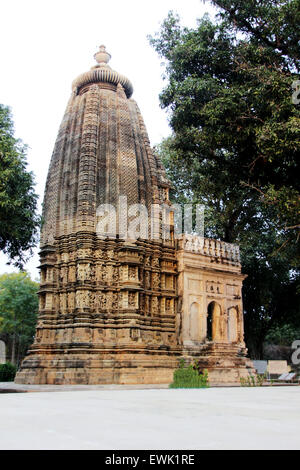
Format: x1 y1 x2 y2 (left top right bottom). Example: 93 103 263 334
0 272 38 365
149 2 300 257
150 0 300 356
209 0 300 69
0 105 40 268
157 137 300 357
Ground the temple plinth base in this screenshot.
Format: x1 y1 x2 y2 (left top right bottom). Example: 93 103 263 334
15 342 255 386
182 343 255 385
14 349 180 385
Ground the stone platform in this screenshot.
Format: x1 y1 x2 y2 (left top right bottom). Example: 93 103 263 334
0 387 299 449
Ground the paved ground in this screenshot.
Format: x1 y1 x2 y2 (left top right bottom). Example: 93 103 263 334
0 386 299 450
0 382 170 392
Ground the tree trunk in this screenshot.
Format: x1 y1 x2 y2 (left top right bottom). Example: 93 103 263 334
11 332 16 365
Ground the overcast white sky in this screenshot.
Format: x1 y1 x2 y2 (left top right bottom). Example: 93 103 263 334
0 0 217 280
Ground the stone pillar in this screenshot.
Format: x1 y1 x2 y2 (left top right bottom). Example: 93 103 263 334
228 307 238 343
212 302 222 342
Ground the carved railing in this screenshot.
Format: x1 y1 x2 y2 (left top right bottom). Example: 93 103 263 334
178 234 241 265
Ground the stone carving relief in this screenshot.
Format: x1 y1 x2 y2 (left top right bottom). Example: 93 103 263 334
145 271 150 289
100 293 107 310
112 266 119 283
61 252 69 263
77 263 90 281
165 275 173 290
144 295 150 314
206 281 223 294
76 291 90 309
93 293 101 311
112 292 119 309
95 264 104 282
166 298 172 313
129 266 137 281
128 292 137 308
59 293 67 314
151 296 159 315
77 248 92 259
68 265 76 282
60 267 68 284
95 249 104 259
152 272 160 290
67 292 75 311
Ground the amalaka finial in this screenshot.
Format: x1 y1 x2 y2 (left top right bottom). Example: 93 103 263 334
94 45 111 66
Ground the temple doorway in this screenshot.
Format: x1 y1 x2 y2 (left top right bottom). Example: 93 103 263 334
207 301 222 342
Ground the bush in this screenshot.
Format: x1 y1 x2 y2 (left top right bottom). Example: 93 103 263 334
240 373 267 387
265 325 300 346
169 360 209 388
0 362 17 382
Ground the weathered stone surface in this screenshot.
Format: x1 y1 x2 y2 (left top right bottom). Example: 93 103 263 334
176 234 254 383
15 46 253 385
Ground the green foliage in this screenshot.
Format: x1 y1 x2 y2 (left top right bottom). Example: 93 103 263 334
150 1 300 358
0 362 17 382
0 272 39 365
179 358 186 368
169 361 210 388
0 104 40 268
265 324 300 346
149 3 300 256
240 373 266 387
210 0 300 70
242 240 300 357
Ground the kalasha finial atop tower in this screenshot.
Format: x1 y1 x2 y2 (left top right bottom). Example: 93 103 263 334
73 45 133 97
94 45 111 66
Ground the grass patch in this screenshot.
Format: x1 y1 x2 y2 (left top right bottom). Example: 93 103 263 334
169 360 209 388
240 373 268 387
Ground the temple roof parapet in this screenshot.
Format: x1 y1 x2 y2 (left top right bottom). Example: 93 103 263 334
177 234 241 266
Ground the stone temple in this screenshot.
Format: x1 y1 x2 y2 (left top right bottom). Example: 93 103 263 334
15 46 254 385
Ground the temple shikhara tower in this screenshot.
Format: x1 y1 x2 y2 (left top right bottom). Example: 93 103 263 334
16 46 253 385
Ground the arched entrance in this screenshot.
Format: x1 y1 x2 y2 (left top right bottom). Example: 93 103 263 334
207 301 222 342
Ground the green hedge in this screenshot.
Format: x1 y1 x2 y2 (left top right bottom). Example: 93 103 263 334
0 363 17 382
169 362 209 388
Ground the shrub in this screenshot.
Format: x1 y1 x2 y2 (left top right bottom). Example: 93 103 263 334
169 360 209 388
240 373 267 387
265 325 300 347
0 362 17 382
